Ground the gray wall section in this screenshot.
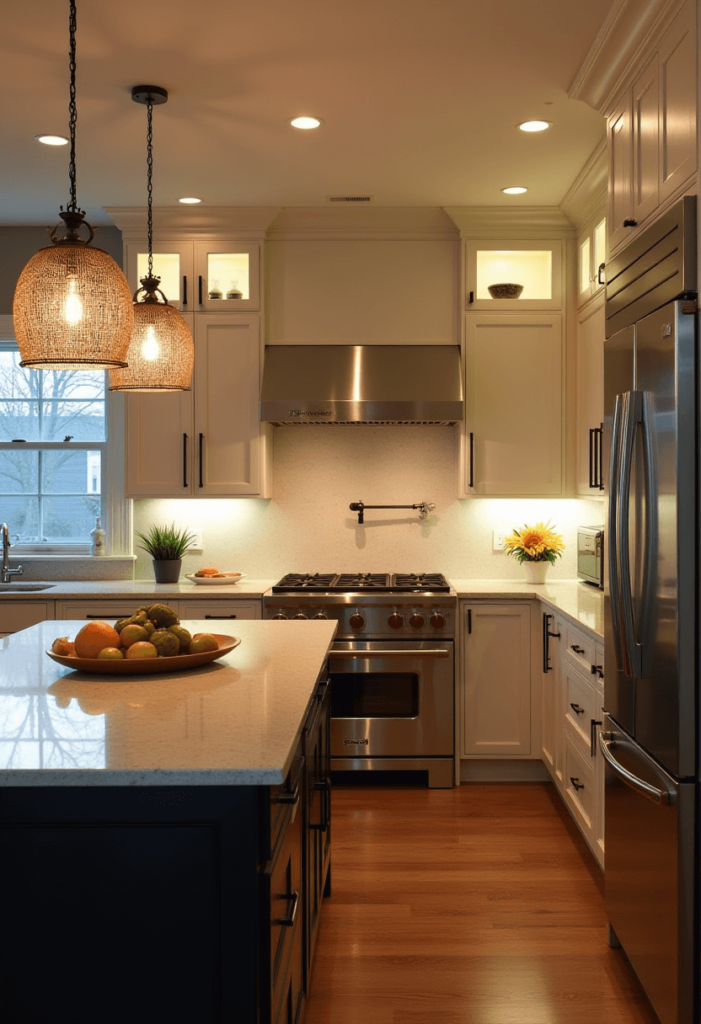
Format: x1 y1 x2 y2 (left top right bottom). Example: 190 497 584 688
0 226 123 315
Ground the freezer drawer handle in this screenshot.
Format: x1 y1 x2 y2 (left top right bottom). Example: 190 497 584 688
569 777 585 792
569 702 585 716
599 732 675 805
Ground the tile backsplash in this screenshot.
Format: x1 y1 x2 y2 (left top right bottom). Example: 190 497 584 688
133 426 604 580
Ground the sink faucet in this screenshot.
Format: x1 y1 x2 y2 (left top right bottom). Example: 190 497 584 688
1 524 23 583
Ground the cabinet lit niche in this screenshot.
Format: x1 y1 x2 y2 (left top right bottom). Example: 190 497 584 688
137 252 181 304
205 251 249 301
466 240 562 310
135 251 251 306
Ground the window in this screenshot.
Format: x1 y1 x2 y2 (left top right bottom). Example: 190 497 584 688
0 342 108 550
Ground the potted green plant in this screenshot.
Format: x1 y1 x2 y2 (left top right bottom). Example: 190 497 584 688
135 523 195 584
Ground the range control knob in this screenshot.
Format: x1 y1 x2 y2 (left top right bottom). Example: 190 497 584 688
409 611 425 629
349 612 365 630
430 611 446 629
388 611 404 629
293 612 308 620
272 612 288 620
313 611 328 620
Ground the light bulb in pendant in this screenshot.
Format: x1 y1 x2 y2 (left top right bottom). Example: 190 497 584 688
64 276 84 325
141 325 160 361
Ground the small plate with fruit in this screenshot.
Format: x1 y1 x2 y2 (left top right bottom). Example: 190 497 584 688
185 569 246 586
47 602 241 675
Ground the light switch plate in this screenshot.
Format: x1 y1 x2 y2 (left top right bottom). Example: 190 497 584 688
190 528 203 551
493 530 506 552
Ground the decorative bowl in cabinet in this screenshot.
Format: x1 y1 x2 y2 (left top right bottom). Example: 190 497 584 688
488 283 523 299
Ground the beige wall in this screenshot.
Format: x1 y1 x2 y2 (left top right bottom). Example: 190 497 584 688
133 425 604 580
0 226 123 314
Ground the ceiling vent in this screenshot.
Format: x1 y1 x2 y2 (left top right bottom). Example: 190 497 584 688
326 195 374 203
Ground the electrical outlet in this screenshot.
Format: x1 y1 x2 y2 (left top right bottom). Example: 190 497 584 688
190 528 203 551
493 530 506 552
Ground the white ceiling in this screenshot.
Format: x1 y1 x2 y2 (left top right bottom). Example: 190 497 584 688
2 0 612 227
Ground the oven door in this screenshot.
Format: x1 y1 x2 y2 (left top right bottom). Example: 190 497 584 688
327 640 454 758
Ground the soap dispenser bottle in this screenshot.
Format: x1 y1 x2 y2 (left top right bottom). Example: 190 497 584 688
91 516 106 556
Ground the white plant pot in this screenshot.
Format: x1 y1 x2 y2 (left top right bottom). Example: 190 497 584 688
522 561 549 584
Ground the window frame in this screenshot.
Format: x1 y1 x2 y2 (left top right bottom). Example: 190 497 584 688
0 315 132 556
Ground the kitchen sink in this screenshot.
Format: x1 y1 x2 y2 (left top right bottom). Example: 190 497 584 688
0 583 56 592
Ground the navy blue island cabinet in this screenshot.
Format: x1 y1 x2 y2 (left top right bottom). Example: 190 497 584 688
0 676 331 1024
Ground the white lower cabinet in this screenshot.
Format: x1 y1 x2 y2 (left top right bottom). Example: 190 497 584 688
0 602 53 637
178 601 260 621
461 602 531 757
56 601 146 621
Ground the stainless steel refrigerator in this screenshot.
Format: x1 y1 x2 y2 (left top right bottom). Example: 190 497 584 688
602 195 697 1024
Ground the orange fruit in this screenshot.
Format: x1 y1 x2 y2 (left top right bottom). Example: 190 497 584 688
97 647 124 660
120 624 149 648
188 633 219 654
125 641 158 660
74 621 120 659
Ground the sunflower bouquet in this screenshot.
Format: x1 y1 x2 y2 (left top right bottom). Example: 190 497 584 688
504 521 565 564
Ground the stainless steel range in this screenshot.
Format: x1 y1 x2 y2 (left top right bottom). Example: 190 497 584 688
264 573 455 788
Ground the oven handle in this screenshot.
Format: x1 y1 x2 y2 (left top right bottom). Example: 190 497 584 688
328 648 450 659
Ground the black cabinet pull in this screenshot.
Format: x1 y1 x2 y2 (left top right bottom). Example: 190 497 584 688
198 432 204 488
469 432 474 489
598 422 604 490
589 425 603 489
542 612 561 673
571 644 585 654
277 782 300 806
204 614 237 619
597 262 605 285
182 433 188 488
570 777 585 792
590 719 603 757
468 290 474 304
276 889 299 927
467 608 472 634
570 702 585 715
590 663 604 679
311 778 331 833
623 217 638 227
198 275 203 305
86 613 128 619
182 275 188 306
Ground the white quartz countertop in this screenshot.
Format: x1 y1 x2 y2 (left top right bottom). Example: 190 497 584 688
0 579 277 600
0 618 337 787
449 579 604 638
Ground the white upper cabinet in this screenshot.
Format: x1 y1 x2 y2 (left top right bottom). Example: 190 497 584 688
460 313 562 496
125 239 261 313
607 0 696 255
465 240 563 311
577 216 606 307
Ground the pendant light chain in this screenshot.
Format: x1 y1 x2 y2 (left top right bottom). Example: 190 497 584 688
146 99 154 279
67 0 79 213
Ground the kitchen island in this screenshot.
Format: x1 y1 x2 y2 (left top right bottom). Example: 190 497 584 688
0 619 336 1024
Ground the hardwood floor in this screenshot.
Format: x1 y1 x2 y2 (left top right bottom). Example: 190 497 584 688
304 781 661 1024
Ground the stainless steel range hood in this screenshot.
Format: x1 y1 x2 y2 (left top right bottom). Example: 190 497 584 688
260 345 463 425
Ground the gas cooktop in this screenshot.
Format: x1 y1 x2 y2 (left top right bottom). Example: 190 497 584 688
272 572 450 594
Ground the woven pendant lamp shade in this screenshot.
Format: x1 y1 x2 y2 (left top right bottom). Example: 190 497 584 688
109 302 193 392
13 243 134 370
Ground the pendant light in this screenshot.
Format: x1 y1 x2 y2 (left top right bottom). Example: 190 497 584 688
109 86 194 393
13 0 133 370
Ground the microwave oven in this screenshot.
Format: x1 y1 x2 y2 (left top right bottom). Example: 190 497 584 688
577 526 604 588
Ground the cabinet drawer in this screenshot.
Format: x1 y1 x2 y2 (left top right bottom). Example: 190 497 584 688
564 738 596 842
564 662 596 749
269 750 304 863
268 808 303 1019
564 622 596 675
178 600 260 621
55 601 151 621
0 602 52 633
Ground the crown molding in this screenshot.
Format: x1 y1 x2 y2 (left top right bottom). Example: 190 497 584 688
104 206 281 240
442 206 576 238
266 206 459 240
559 139 608 232
569 0 682 114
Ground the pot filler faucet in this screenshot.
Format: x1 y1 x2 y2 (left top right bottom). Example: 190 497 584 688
1 524 23 583
349 501 436 525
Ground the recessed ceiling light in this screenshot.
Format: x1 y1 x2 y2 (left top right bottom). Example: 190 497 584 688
178 197 202 204
289 116 323 130
517 120 551 133
35 134 69 146
502 186 529 195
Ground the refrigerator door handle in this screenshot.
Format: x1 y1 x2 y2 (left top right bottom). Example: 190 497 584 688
608 393 625 671
617 390 643 678
638 392 658 677
599 731 676 805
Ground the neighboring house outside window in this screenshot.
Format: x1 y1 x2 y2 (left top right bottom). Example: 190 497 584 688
0 321 131 556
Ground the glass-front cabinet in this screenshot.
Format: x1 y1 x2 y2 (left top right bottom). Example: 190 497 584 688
465 240 562 310
577 216 606 307
125 240 260 312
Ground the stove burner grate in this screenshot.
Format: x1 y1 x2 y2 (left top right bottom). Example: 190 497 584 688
271 572 451 594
